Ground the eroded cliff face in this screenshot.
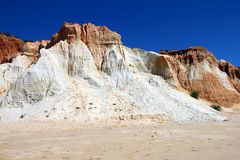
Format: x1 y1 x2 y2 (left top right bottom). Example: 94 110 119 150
0 33 24 64
0 34 49 96
47 22 123 69
219 60 240 93
237 67 240 78
0 23 225 123
159 47 240 107
0 33 49 64
219 60 239 79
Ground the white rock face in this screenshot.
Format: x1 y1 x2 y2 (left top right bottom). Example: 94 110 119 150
214 67 236 91
0 38 225 123
0 49 67 107
0 55 32 96
47 39 103 87
101 46 133 89
187 59 235 91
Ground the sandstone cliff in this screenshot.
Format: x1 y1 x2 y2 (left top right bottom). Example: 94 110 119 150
159 47 240 107
219 60 240 93
0 33 24 63
0 34 48 96
47 22 123 69
0 23 226 123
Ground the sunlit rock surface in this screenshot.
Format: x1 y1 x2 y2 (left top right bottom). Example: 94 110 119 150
159 47 240 107
0 23 231 123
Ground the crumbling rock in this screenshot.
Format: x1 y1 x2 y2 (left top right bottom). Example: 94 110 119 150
159 47 240 107
47 22 123 69
0 33 24 63
0 22 232 122
218 60 240 80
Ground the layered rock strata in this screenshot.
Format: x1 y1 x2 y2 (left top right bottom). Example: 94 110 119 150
159 47 240 107
0 24 226 123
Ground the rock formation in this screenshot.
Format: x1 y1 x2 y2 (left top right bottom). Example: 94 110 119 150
0 23 228 123
218 60 240 92
159 47 240 107
0 33 24 64
47 22 123 69
219 60 240 79
0 34 49 96
23 40 49 54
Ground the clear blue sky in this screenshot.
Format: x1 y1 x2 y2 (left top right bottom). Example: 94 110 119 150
0 0 239 66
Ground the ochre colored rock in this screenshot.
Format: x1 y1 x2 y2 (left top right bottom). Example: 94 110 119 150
47 22 123 69
0 34 48 96
0 33 49 65
22 40 49 63
160 46 218 64
0 33 24 63
218 60 239 79
152 55 189 91
0 23 227 122
237 67 240 79
218 60 240 93
159 46 240 107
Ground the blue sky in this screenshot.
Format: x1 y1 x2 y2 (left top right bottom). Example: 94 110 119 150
0 0 239 66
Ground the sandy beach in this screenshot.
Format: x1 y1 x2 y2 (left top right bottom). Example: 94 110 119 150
0 113 239 160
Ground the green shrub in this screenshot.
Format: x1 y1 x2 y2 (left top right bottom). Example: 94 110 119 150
190 91 199 99
211 105 222 111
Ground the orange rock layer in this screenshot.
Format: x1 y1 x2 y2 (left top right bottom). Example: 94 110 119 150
0 33 24 63
1 25 239 107
47 22 123 69
159 46 240 107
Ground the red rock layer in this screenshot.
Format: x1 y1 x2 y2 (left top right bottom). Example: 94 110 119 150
237 67 240 80
0 33 49 65
159 46 240 107
218 61 240 93
0 33 24 63
160 46 218 64
218 61 239 79
47 22 123 69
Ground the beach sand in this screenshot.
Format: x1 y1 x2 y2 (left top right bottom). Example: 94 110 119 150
0 113 240 160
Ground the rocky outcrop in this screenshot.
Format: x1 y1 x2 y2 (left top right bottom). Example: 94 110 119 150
237 67 240 79
218 60 240 93
101 47 132 89
160 46 218 65
0 33 49 64
0 34 49 97
1 47 67 107
22 40 49 64
47 22 123 69
23 40 49 54
152 55 189 91
0 23 225 123
159 47 240 107
0 33 24 64
219 60 240 79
